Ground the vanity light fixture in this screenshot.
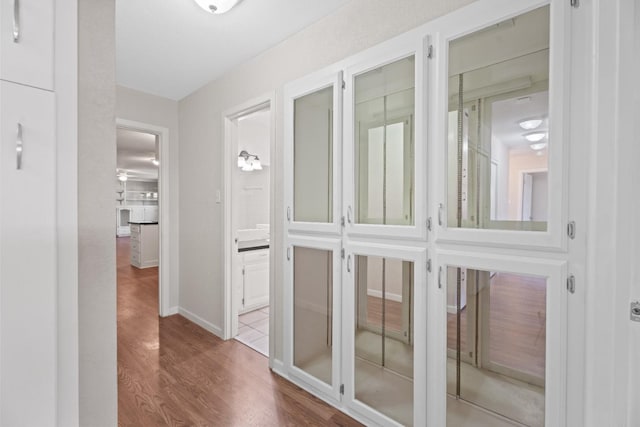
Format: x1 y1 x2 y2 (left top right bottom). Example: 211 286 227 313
237 150 262 172
524 131 546 142
193 0 241 14
519 118 543 130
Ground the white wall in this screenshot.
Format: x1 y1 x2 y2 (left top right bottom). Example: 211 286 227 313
178 0 477 361
116 85 181 310
236 111 270 230
78 0 117 424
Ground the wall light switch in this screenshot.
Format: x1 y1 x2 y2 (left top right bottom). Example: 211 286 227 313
631 301 640 322
216 190 221 204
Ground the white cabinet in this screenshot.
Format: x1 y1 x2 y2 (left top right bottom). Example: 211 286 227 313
0 80 56 425
127 206 158 223
130 223 159 269
130 206 144 222
240 249 269 312
0 0 54 90
143 205 158 222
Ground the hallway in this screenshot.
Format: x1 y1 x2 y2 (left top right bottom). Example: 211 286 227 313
116 237 361 426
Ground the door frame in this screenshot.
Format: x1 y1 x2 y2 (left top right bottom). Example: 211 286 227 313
116 118 172 317
222 92 276 358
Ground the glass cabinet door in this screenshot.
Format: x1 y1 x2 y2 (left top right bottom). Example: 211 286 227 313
446 5 550 233
285 237 342 401
285 72 342 235
344 41 427 241
344 244 426 427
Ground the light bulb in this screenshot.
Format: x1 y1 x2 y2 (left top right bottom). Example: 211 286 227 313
151 158 159 166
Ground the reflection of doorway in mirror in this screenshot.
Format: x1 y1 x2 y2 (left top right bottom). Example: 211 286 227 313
519 169 548 222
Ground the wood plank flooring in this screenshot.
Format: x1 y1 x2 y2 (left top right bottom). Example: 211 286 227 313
117 237 362 427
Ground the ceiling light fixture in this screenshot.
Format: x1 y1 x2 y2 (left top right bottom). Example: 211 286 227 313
519 119 543 130
237 150 262 172
530 142 547 151
524 131 547 142
193 0 241 14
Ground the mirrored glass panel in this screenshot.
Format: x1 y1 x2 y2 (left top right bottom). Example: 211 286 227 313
354 255 413 426
355 56 415 226
294 87 333 223
446 267 546 426
293 247 333 385
447 6 550 232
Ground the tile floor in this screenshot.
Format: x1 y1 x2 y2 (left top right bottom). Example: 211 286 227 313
235 306 269 357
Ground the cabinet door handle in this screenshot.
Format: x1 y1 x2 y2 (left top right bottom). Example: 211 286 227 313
346 254 352 273
13 0 20 43
16 123 23 170
347 206 353 224
438 203 444 226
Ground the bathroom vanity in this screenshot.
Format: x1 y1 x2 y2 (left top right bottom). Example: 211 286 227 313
237 229 270 313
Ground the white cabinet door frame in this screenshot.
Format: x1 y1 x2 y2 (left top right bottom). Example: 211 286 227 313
341 242 427 427
283 235 343 404
430 250 567 427
430 0 571 250
284 70 343 236
343 36 429 242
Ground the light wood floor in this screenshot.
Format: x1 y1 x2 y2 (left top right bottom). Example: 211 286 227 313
117 237 362 427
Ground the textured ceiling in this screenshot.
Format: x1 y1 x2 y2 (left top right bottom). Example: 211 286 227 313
116 0 350 100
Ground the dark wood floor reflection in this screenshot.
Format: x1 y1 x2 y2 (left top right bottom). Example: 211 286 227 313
117 237 362 427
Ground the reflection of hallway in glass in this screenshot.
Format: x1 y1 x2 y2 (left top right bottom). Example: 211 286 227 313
447 271 546 426
354 256 414 426
446 358 544 427
447 273 546 378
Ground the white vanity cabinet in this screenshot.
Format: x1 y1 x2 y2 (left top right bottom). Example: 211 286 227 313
130 223 159 269
240 249 269 312
0 82 56 424
0 0 54 90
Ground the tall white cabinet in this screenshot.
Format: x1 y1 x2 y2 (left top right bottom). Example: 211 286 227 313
0 1 57 425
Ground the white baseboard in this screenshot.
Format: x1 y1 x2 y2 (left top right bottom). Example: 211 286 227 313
164 306 179 316
178 307 224 339
270 358 285 375
367 289 402 302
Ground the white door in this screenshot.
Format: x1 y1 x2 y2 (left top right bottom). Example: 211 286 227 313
0 81 56 426
0 0 54 90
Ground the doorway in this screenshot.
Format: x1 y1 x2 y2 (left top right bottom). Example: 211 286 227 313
115 119 171 316
223 95 275 359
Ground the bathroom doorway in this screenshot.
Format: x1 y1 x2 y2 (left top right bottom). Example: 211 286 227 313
222 95 275 358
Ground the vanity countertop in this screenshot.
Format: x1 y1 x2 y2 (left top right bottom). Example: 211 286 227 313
238 239 269 253
129 221 158 225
